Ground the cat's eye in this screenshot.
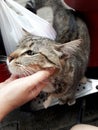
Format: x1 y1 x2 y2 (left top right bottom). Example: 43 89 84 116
26 50 35 55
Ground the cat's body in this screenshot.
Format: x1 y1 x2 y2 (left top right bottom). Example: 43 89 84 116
7 0 90 108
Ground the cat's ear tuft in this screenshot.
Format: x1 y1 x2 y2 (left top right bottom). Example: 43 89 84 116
54 39 82 57
64 39 82 52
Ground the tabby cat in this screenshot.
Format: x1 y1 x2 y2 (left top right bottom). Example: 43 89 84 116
7 0 90 108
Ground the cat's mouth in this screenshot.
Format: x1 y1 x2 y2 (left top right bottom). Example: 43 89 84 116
7 59 58 78
28 67 57 77
12 65 57 78
24 64 58 76
17 68 57 78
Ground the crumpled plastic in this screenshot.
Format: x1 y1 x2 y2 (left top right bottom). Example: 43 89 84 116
0 0 56 55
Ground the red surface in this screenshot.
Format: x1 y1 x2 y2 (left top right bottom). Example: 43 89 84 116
64 0 98 12
0 64 10 82
65 0 98 67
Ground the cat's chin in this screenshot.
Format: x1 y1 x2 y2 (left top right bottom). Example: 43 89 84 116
10 67 57 78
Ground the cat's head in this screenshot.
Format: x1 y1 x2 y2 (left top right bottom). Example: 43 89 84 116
7 34 82 76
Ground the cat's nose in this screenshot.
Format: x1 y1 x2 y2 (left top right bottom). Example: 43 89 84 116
8 56 14 62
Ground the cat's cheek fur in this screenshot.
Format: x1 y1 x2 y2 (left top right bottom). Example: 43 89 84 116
6 59 21 76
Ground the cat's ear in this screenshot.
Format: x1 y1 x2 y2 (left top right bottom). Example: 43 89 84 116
54 39 82 59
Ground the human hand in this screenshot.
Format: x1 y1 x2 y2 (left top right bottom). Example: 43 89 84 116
0 70 52 121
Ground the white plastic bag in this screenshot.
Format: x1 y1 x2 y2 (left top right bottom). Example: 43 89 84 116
0 0 56 55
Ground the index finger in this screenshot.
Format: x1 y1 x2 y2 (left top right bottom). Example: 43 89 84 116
11 70 53 90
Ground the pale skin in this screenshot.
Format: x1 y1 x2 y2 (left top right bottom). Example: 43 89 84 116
70 124 98 130
0 70 52 121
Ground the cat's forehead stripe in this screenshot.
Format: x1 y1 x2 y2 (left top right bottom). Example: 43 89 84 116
20 38 34 48
20 35 42 47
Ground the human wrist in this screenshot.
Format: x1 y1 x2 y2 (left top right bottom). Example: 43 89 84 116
0 93 14 121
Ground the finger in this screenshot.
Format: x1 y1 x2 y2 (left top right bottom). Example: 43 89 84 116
0 75 18 89
11 70 52 90
28 82 47 100
0 75 17 88
2 75 19 84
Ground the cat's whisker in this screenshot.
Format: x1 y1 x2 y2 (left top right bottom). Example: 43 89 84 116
24 69 31 76
20 67 30 76
15 64 29 76
24 67 34 75
22 71 28 77
21 65 35 74
20 65 33 76
19 66 26 76
27 66 35 73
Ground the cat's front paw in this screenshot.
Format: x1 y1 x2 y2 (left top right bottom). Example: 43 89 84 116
67 99 76 106
59 98 76 106
43 95 52 108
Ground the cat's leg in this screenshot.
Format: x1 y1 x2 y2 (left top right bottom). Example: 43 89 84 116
43 90 76 108
59 93 76 106
43 92 60 108
43 94 53 108
79 76 88 84
67 98 76 105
